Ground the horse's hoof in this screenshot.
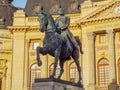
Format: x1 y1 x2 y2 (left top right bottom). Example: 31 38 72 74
81 51 84 54
49 75 54 79
37 60 42 66
77 81 81 84
77 81 83 87
57 77 61 80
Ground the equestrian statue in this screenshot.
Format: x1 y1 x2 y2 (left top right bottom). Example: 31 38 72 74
36 7 83 84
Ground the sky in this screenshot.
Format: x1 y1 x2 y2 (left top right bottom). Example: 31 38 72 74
12 0 27 8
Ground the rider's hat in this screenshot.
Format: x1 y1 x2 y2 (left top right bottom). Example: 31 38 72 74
58 8 64 15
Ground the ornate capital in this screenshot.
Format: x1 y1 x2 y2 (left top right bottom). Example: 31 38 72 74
87 32 96 40
106 30 115 38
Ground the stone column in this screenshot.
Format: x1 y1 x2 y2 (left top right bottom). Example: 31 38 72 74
106 30 116 83
87 32 96 90
24 39 30 90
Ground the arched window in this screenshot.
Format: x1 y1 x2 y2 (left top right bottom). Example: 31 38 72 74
49 63 60 78
30 63 41 85
69 62 78 83
0 73 2 90
98 59 109 87
118 59 120 85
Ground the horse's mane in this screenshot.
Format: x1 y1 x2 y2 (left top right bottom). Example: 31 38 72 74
41 11 56 28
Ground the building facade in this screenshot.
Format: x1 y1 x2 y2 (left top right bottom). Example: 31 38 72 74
0 0 120 90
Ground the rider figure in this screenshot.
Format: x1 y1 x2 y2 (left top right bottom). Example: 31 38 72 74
55 7 79 51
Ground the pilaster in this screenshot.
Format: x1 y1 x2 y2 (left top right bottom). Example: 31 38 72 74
24 39 30 90
9 27 27 90
87 32 96 90
13 10 26 26
106 30 116 83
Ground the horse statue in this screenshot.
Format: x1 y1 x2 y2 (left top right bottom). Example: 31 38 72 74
36 10 83 84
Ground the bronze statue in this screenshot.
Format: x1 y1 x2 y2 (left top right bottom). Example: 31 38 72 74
36 8 83 84
55 8 83 53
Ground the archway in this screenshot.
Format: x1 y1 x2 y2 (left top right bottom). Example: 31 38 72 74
49 63 60 78
30 63 41 87
69 62 78 83
97 58 109 90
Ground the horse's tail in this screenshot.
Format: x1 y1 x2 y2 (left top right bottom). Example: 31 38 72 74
75 37 83 54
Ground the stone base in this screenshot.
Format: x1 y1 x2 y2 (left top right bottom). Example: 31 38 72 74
32 78 84 90
108 81 118 90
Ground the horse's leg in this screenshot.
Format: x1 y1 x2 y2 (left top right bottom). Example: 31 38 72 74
36 46 42 66
36 46 47 66
57 60 65 79
72 50 82 84
49 45 61 79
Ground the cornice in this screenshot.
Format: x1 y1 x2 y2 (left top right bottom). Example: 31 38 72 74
28 26 40 32
0 49 12 54
80 15 120 25
69 23 80 29
8 26 40 33
0 34 11 39
8 26 29 33
8 24 80 33
79 0 120 25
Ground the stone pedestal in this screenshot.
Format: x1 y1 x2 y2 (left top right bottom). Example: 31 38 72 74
32 78 84 90
108 80 118 90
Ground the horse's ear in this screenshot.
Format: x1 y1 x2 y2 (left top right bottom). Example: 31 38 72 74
41 6 44 11
39 6 44 14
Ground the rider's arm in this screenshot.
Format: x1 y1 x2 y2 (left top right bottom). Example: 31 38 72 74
65 16 70 27
61 16 70 30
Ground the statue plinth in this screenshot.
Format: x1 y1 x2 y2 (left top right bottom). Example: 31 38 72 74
108 80 119 90
32 78 84 90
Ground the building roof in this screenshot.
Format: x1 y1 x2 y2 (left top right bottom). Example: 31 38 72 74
0 0 18 29
25 0 102 16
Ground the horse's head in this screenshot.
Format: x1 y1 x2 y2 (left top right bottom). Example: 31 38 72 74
38 11 56 33
38 11 48 32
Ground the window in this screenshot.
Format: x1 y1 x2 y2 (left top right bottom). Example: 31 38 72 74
99 35 106 44
33 42 39 50
69 62 78 83
0 43 2 49
98 59 109 87
118 59 120 85
49 63 60 78
30 64 41 86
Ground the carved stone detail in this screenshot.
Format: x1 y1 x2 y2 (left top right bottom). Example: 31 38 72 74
106 30 115 38
68 0 79 13
87 32 96 40
50 3 59 14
